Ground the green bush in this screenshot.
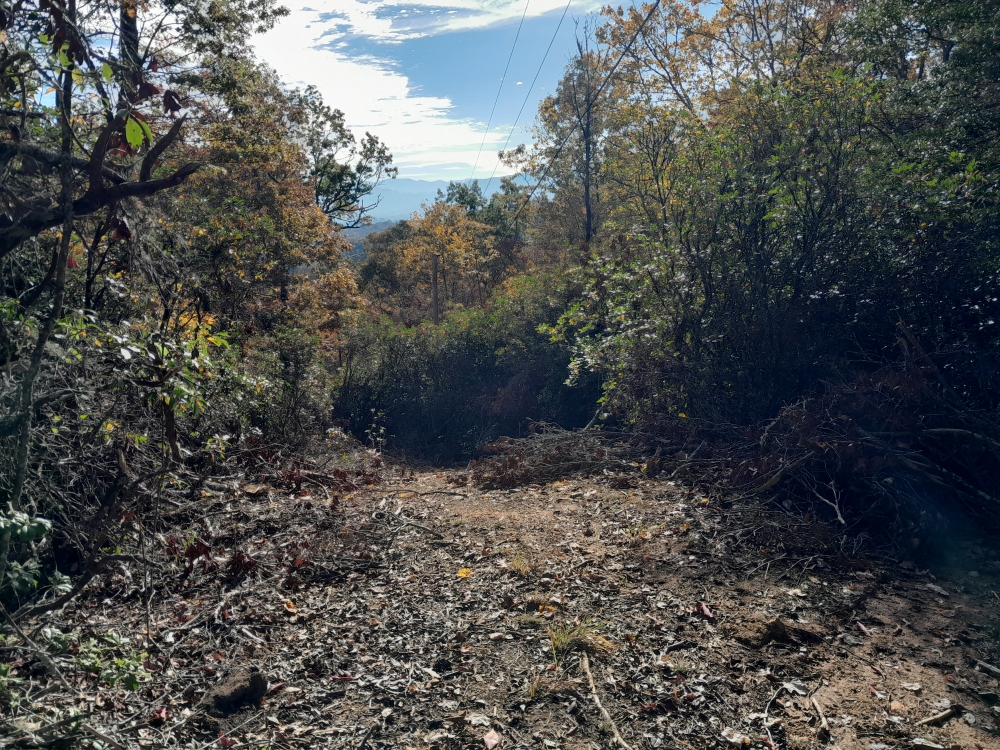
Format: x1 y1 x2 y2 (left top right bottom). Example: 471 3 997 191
335 272 601 461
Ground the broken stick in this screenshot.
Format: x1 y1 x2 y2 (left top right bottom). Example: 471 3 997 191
810 696 830 741
915 707 956 726
580 652 634 750
976 660 1000 679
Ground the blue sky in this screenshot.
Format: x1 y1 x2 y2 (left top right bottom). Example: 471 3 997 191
253 0 612 181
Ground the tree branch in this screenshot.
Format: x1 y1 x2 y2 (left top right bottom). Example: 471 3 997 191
0 161 200 259
140 114 186 182
0 142 128 184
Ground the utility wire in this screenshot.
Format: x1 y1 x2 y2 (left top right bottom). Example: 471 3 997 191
470 0 531 182
499 0 663 237
483 0 572 195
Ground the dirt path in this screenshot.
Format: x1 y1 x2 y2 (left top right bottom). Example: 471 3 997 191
4 470 1000 750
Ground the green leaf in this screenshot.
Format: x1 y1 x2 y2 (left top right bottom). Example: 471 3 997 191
125 117 144 149
101 62 113 82
138 119 154 145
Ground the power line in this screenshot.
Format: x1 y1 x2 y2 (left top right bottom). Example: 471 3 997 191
483 0 572 196
500 0 663 237
470 0 531 181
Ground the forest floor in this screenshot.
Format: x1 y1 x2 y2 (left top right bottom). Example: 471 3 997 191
4 463 1000 750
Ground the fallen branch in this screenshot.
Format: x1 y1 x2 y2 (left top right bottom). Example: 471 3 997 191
580 652 634 750
976 660 1000 679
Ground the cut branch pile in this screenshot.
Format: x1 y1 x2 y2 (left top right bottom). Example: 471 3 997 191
472 424 646 489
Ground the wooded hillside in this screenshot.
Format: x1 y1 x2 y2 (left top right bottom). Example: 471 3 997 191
2 1 1000 745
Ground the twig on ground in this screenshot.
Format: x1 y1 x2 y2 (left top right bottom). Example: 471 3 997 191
0 602 74 693
810 696 830 741
356 723 379 750
976 660 1000 679
916 707 957 726
761 685 784 746
580 652 634 750
395 489 467 498
83 724 126 750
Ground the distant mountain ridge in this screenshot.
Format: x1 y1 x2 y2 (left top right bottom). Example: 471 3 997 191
340 220 396 254
363 176 519 222
364 178 466 222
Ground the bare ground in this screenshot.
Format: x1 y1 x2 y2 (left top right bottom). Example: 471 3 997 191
3 467 1000 750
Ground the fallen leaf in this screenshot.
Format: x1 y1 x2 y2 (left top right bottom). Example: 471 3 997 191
782 681 809 696
901 682 922 692
721 727 750 747
457 568 472 578
484 729 502 749
284 599 297 613
697 601 715 620
218 733 237 748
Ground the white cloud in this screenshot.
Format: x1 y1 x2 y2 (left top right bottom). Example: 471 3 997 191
309 0 580 42
253 0 598 179
255 8 510 179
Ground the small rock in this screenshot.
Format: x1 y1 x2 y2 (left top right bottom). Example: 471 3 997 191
200 670 267 716
889 701 907 715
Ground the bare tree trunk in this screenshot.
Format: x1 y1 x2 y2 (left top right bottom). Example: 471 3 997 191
583 117 593 243
120 0 140 97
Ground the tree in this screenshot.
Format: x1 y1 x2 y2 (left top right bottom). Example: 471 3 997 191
531 27 615 247
295 86 398 228
548 0 1000 425
0 0 366 613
